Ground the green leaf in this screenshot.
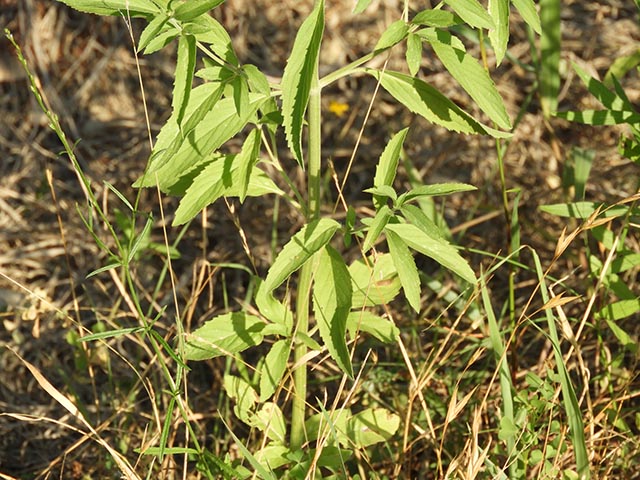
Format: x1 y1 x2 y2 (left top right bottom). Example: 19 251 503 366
385 223 476 283
540 0 561 118
604 319 637 351
136 92 264 191
255 279 293 331
353 0 373 14
263 218 340 294
488 0 509 65
386 229 421 312
597 299 640 322
223 374 258 423
281 0 324 166
374 20 409 52
312 246 353 378
430 31 511 130
400 204 446 239
444 0 495 30
183 15 238 65
173 34 197 127
260 339 290 402
255 445 290 471
512 0 541 34
362 205 393 252
236 128 262 202
345 408 400 447
138 13 169 52
252 403 287 443
412 9 461 28
397 182 477 206
349 253 402 308
415 27 466 50
369 69 510 137
539 202 629 219
604 49 640 87
555 109 640 126
373 128 409 210
56 0 159 16
185 312 265 360
406 32 423 76
143 23 179 54
174 0 225 22
346 311 399 343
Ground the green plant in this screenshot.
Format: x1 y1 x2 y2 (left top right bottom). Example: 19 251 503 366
11 0 556 476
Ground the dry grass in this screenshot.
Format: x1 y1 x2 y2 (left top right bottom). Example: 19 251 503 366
1 0 639 478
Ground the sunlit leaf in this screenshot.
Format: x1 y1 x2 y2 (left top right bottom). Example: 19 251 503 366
385 223 476 283
429 31 511 129
373 128 409 210
406 32 423 76
312 246 353 378
185 312 265 360
281 0 324 166
488 0 509 65
369 69 510 137
386 229 421 312
350 253 402 308
374 20 409 51
260 340 291 402
346 311 399 343
345 408 400 447
444 0 494 30
56 0 159 16
173 34 196 127
174 0 225 22
512 0 541 34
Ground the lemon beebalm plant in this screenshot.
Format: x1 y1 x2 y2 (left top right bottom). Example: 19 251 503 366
41 0 531 476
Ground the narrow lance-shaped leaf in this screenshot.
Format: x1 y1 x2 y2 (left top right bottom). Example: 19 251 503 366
260 339 291 402
138 13 169 52
444 0 495 30
236 128 262 202
429 31 511 130
312 246 353 378
540 0 561 118
374 20 409 52
173 34 197 127
362 205 393 252
512 0 541 34
174 0 225 22
281 0 324 166
263 218 340 294
488 0 509 66
386 229 421 312
385 223 476 283
406 32 423 76
185 312 265 360
373 128 409 210
56 0 159 16
369 70 510 138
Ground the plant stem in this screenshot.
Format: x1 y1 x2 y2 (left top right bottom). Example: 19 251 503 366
290 30 323 450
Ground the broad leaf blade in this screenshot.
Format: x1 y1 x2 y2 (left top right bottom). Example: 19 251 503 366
374 20 409 52
488 0 509 65
349 253 402 308
259 340 291 402
444 0 494 30
346 311 399 343
263 218 340 294
173 34 197 127
362 205 392 252
369 69 510 137
236 128 262 202
174 0 225 22
345 408 400 448
406 32 423 76
385 223 476 283
512 0 541 34
386 229 421 312
312 246 353 378
373 128 409 210
185 312 265 360
430 31 511 130
56 0 159 16
281 0 324 166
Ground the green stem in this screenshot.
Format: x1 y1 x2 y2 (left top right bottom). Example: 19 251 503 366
290 31 323 451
